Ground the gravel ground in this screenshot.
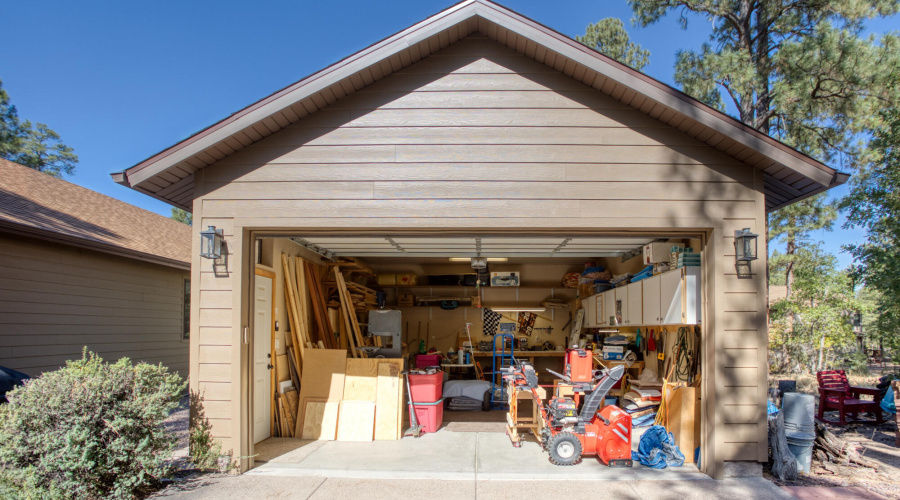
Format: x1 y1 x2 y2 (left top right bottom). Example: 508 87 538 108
163 393 190 459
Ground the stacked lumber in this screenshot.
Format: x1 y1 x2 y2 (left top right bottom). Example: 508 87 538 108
293 350 405 442
273 254 341 437
332 267 369 358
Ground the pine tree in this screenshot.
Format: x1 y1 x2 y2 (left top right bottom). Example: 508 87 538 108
576 18 650 70
0 79 78 177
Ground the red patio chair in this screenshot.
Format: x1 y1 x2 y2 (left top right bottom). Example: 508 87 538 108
816 370 883 426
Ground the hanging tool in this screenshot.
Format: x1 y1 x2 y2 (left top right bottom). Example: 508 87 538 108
404 372 423 437
635 328 642 357
657 328 667 375
647 328 656 353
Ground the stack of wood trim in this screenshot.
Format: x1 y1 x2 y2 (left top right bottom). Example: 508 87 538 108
273 254 342 437
333 267 368 358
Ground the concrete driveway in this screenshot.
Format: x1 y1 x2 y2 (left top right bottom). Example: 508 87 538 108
151 431 795 499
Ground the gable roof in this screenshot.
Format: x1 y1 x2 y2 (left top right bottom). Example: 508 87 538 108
1 159 191 269
112 0 848 213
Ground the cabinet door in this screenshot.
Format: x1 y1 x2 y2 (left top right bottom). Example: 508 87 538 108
661 269 684 324
603 291 616 327
642 275 662 325
627 283 643 326
615 287 628 326
583 293 597 328
594 293 605 327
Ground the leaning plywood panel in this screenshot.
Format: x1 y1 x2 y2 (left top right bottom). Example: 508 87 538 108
343 358 380 402
374 361 403 440
301 399 339 440
293 349 347 437
336 401 376 442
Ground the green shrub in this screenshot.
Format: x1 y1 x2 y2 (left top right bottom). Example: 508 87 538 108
0 350 186 499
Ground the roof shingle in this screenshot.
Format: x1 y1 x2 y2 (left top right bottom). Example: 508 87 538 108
0 159 191 268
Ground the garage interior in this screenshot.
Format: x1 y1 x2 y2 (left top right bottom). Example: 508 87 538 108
248 232 705 476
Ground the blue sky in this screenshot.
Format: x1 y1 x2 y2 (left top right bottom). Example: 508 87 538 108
2 0 893 267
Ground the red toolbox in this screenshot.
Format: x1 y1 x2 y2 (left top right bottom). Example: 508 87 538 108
410 399 444 433
415 354 441 369
408 371 443 403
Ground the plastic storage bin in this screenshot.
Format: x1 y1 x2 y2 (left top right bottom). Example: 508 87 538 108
415 354 441 369
410 399 444 433
409 372 443 403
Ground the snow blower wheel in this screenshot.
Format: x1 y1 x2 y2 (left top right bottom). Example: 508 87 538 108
547 432 582 465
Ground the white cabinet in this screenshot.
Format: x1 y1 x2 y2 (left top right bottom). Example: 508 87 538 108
583 293 598 328
642 275 662 324
593 293 605 327
660 267 701 325
603 290 615 327
627 282 643 325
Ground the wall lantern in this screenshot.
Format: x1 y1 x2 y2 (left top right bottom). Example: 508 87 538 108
200 226 224 259
734 228 759 262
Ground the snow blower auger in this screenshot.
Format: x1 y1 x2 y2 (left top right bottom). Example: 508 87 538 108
502 348 633 467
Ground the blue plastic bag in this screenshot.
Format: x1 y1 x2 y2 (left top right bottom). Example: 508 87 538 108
882 385 896 415
632 425 685 469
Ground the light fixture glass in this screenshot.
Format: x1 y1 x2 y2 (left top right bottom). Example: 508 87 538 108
199 226 224 259
734 228 759 262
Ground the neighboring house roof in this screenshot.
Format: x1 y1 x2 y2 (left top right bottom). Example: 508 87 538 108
0 159 191 270
111 0 848 212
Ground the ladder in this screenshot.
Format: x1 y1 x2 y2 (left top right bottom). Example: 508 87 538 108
490 333 515 409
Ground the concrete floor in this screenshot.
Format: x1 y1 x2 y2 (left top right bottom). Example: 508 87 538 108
247 428 702 481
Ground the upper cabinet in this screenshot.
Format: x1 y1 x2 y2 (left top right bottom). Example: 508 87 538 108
660 266 700 325
585 268 701 329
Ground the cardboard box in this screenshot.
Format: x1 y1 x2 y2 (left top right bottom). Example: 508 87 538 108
490 271 520 287
602 345 625 360
644 242 672 265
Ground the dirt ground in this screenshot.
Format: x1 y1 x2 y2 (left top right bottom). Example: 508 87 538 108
767 371 900 500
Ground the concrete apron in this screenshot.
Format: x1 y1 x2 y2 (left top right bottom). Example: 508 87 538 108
247 432 704 481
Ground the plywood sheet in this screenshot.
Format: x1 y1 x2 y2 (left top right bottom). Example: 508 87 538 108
301 398 339 440
294 349 347 436
343 358 380 402
374 362 402 440
336 401 376 442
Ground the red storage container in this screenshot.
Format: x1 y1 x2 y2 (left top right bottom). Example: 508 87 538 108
415 354 441 369
408 372 443 403
410 400 444 433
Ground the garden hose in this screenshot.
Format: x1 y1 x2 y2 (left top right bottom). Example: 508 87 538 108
674 326 695 382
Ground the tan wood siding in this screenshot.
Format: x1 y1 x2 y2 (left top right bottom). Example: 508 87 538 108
191 37 767 473
0 234 189 377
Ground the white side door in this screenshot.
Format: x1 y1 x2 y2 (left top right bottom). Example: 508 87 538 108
253 274 273 444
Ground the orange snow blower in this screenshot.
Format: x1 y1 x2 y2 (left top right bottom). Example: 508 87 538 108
503 348 633 467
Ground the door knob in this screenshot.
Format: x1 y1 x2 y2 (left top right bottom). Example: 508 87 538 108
267 363 273 370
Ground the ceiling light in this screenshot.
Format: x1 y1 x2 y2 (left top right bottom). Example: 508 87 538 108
490 307 546 313
448 257 508 262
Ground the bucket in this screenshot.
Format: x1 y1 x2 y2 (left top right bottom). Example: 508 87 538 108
786 434 815 473
782 392 815 437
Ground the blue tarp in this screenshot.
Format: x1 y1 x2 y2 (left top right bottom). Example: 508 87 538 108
632 425 685 469
882 386 896 415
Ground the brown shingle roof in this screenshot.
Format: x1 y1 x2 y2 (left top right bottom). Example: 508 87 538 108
0 159 191 269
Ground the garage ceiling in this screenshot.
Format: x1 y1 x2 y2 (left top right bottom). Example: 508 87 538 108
291 235 659 259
